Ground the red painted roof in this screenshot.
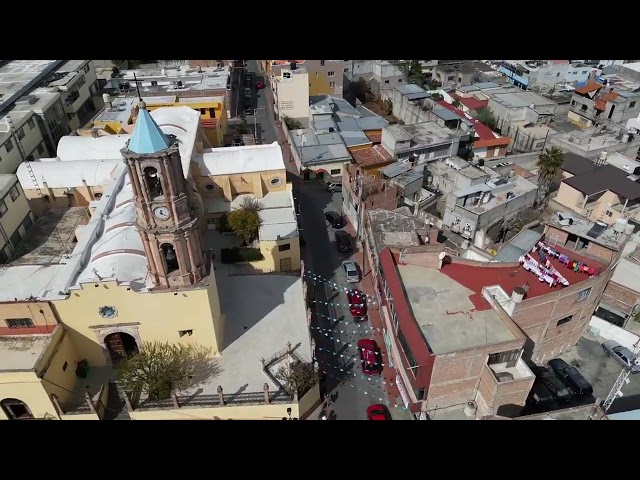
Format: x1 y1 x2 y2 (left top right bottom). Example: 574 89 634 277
436 101 510 148
351 145 394 167
366 132 382 144
595 91 619 111
439 244 605 311
575 82 603 95
450 93 488 111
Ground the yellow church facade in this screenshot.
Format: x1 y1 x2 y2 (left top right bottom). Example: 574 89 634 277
0 104 317 421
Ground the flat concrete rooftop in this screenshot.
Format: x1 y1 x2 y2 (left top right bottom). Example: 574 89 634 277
183 273 311 396
11 207 87 266
0 334 52 371
397 264 516 354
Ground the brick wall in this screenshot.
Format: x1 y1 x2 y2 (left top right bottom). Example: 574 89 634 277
475 365 533 417
399 252 442 269
425 337 525 411
586 242 616 263
545 226 569 244
512 269 612 364
601 281 640 315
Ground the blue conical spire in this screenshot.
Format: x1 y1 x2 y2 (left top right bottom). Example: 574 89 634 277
128 101 172 154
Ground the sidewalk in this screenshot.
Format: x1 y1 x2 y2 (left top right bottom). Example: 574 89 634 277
344 217 412 418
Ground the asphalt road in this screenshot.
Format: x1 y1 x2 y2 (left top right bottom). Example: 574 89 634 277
245 61 277 145
298 181 393 420
242 60 396 419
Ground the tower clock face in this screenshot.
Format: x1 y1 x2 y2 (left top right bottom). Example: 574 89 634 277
153 206 171 220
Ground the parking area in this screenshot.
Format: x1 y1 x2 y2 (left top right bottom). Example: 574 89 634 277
541 333 640 415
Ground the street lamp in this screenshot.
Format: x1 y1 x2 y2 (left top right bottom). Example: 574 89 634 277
282 407 298 420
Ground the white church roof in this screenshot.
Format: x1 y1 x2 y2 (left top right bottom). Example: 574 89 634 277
16 159 123 189
195 142 285 176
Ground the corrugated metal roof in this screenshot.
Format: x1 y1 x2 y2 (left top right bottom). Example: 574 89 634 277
433 108 460 122
381 162 410 178
509 229 543 252
492 244 526 263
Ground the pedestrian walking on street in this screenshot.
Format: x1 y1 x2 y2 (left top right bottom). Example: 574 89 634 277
324 393 331 408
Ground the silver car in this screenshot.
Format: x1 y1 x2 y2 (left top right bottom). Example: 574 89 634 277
342 260 360 284
602 340 640 373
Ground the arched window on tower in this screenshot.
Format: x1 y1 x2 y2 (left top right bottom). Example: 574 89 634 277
144 167 163 199
161 243 179 274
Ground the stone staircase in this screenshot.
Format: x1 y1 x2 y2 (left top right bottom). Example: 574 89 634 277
103 381 131 420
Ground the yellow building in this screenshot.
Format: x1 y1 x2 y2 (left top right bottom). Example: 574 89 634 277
0 104 316 420
193 142 301 273
0 174 35 262
87 95 229 147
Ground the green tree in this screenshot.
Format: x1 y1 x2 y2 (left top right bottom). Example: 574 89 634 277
237 119 251 135
383 98 393 116
452 99 461 108
535 146 565 207
431 93 444 101
227 203 262 244
275 360 318 398
282 115 302 130
476 107 497 130
116 341 218 401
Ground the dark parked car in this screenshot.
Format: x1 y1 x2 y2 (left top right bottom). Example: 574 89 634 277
548 358 593 396
335 230 352 253
527 379 555 410
324 211 345 228
532 366 572 404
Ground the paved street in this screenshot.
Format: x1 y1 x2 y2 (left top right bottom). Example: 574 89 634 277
240 60 405 420
297 181 400 420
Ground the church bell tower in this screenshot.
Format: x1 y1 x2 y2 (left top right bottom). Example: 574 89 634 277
121 101 207 288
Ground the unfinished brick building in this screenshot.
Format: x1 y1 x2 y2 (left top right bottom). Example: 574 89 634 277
363 208 630 418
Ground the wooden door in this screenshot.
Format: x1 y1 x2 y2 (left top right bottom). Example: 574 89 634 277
280 257 292 272
105 333 127 363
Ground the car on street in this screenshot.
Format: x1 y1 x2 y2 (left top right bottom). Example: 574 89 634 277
531 366 572 404
602 340 640 373
335 230 352 253
325 211 345 228
526 379 555 410
358 339 382 375
255 81 265 89
367 404 390 420
548 358 593 396
347 289 367 321
244 107 253 116
342 260 360 284
325 181 342 193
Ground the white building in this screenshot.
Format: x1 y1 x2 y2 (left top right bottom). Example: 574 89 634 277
0 174 35 263
273 66 310 123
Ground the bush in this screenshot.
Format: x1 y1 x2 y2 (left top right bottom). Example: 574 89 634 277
220 247 264 264
217 214 232 233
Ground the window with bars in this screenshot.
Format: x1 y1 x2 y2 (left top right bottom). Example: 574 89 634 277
9 186 19 201
6 318 34 328
488 349 521 365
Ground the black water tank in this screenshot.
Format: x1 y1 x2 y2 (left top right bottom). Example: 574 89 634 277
290 62 297 70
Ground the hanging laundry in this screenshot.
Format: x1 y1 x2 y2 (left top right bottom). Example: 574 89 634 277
559 254 569 265
587 266 597 276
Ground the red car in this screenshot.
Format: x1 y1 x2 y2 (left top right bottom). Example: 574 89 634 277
358 339 382 375
255 81 265 89
347 289 367 322
367 404 390 420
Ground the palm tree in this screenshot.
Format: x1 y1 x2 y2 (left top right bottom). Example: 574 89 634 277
535 146 565 208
